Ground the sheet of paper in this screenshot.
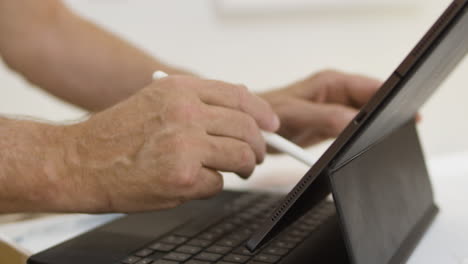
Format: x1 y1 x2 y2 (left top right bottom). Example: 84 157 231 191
0 214 122 255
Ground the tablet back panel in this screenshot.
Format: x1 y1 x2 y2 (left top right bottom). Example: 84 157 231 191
329 121 438 264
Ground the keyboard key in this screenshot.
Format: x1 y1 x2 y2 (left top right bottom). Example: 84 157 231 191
231 193 262 207
250 223 261 230
161 235 188 245
206 245 232 254
174 209 232 237
185 260 211 264
187 239 211 247
238 212 254 220
135 249 154 257
210 227 226 235
149 243 176 252
263 247 289 256
303 216 321 225
153 260 180 264
243 210 259 218
176 245 202 255
282 235 302 243
274 241 296 249
228 233 250 242
239 227 254 234
230 217 244 225
290 229 307 237
217 238 241 247
254 254 281 263
194 252 223 262
135 258 154 264
303 214 322 222
199 232 221 241
218 222 236 231
223 253 250 263
296 223 317 232
163 252 191 262
121 256 141 264
233 247 256 256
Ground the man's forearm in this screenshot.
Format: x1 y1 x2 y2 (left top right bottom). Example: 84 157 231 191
0 117 71 213
0 0 191 111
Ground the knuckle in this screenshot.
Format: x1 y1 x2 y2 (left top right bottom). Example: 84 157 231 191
315 69 340 79
237 84 249 94
314 69 346 87
140 84 164 104
173 170 197 189
238 143 256 171
163 76 186 90
212 177 224 193
160 76 198 96
206 175 224 197
166 131 200 161
233 84 249 110
166 134 200 189
167 131 189 152
241 114 260 138
196 170 224 199
240 115 265 161
168 100 201 122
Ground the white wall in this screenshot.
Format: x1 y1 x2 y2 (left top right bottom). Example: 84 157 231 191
1 0 467 157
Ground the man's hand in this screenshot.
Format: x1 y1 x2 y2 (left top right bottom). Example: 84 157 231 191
260 70 381 148
58 76 279 213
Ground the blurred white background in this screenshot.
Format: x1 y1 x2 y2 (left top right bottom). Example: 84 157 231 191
1 2 468 260
1 0 467 158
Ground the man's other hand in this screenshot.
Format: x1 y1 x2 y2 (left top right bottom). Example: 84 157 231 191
60 76 279 213
261 70 381 149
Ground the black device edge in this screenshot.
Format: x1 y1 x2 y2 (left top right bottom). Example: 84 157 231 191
329 119 440 264
388 205 439 264
332 183 439 264
246 0 467 251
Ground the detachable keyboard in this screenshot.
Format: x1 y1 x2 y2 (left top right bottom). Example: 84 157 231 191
118 193 335 264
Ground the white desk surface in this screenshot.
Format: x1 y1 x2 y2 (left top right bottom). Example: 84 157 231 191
408 152 468 263
1 151 467 262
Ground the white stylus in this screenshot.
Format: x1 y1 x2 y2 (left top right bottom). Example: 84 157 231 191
152 71 317 167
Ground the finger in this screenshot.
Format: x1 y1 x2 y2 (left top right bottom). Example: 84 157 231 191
280 99 358 144
307 102 358 139
192 78 280 132
204 105 266 163
313 70 382 108
343 73 382 107
188 167 224 200
202 135 257 179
